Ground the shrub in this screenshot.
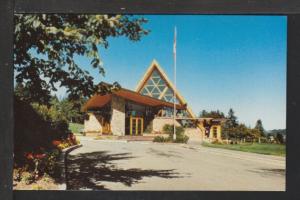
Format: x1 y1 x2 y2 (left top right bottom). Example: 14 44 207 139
174 134 189 144
163 124 184 136
153 136 169 143
54 133 80 150
22 172 36 184
211 140 222 145
162 124 174 134
14 97 71 167
161 124 189 143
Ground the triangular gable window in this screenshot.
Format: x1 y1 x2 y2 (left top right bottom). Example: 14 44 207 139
136 60 195 118
139 69 177 103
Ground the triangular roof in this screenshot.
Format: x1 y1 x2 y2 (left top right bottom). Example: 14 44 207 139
135 59 196 118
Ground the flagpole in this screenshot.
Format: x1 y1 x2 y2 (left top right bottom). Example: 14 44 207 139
173 26 177 141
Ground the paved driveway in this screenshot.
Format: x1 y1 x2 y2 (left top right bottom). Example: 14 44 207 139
66 137 285 191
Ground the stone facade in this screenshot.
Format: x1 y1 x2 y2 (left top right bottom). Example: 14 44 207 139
152 117 181 133
84 113 102 136
110 95 126 136
185 128 203 142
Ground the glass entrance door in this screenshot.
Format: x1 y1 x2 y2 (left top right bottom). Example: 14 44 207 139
130 116 144 135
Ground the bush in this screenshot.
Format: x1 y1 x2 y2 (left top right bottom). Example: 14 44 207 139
14 97 70 153
153 136 169 143
52 133 80 150
211 140 222 145
161 124 189 143
13 97 84 185
173 134 189 144
163 124 184 135
14 97 81 178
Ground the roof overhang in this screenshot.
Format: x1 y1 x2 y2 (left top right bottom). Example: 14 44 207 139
82 88 186 112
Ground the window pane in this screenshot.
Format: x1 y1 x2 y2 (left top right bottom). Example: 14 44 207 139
157 79 166 86
141 88 148 95
151 69 160 78
146 79 155 86
146 86 155 93
152 77 160 84
152 94 160 98
152 87 160 94
158 86 166 92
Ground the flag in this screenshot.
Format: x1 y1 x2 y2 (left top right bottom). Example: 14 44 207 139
173 26 177 62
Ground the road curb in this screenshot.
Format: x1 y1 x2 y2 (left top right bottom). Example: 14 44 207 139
57 144 82 190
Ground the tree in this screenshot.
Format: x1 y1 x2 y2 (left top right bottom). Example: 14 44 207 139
199 109 225 118
14 14 149 104
199 110 208 118
254 119 265 137
56 97 87 123
227 108 238 127
275 133 284 144
235 124 249 141
31 95 87 123
249 128 261 141
222 108 238 140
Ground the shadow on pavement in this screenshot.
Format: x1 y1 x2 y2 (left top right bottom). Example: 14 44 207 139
66 151 182 190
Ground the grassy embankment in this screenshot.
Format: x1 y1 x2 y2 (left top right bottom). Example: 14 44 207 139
202 142 286 156
69 123 84 135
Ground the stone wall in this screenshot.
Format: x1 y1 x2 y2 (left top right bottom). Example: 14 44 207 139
84 113 102 136
185 128 203 142
152 117 181 133
110 95 125 136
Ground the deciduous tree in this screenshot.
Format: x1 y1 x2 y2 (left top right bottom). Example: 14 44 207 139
14 14 149 104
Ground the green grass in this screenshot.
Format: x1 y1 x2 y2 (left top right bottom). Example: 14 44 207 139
202 142 286 156
68 122 84 134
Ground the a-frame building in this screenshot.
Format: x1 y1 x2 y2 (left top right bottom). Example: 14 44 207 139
83 59 223 141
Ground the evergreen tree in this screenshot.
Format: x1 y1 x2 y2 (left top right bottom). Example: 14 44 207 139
275 133 284 144
227 108 238 127
254 119 265 137
199 110 208 117
222 108 238 139
199 109 225 118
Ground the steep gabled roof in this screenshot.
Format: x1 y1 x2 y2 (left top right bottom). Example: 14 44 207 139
135 59 196 118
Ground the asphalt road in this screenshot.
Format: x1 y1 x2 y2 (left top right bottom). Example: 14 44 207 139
66 137 285 191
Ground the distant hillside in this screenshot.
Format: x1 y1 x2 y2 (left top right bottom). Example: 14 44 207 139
267 129 286 136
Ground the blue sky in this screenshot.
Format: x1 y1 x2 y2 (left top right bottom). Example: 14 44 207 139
65 15 287 130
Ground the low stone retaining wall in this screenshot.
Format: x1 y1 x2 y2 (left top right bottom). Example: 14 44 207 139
84 131 100 137
57 144 82 190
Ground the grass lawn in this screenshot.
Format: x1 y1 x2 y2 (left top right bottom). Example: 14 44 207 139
202 142 286 156
69 122 84 135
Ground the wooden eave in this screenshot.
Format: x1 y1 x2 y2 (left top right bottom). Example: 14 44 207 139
82 87 185 112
